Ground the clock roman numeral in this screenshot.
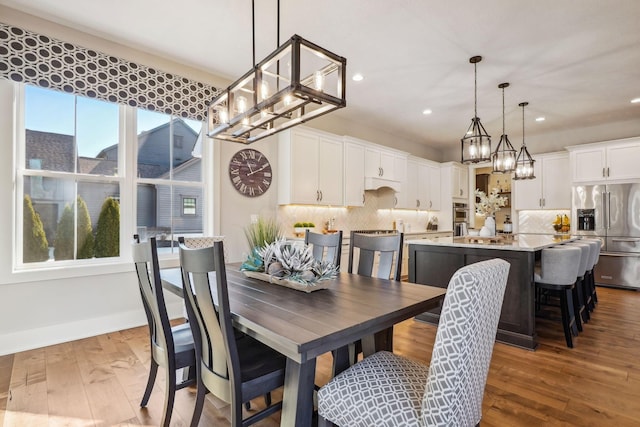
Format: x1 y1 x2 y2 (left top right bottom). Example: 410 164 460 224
230 168 239 175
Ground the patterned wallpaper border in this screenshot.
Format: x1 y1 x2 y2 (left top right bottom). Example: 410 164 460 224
0 23 219 121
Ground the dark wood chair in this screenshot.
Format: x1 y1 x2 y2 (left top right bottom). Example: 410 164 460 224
305 229 343 267
132 235 196 427
179 241 286 427
347 231 404 359
348 231 403 281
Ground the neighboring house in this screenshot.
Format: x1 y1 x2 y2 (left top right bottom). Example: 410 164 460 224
25 118 202 245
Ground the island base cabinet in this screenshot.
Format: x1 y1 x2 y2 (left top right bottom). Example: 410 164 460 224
409 244 538 350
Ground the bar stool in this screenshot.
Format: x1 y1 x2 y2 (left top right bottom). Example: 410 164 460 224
535 245 582 348
565 241 592 325
581 238 601 308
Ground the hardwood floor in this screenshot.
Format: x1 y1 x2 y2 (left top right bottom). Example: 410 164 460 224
2 286 640 426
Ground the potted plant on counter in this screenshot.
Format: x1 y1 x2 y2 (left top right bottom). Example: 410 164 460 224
293 222 315 237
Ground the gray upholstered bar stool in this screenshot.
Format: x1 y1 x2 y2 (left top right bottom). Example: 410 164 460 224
581 238 601 310
535 245 582 348
565 241 592 325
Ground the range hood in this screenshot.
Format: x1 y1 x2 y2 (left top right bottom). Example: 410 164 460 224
364 177 402 193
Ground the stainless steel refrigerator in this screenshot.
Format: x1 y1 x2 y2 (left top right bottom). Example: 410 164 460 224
573 183 640 289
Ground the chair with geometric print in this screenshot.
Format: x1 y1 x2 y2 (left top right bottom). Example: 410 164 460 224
317 258 510 427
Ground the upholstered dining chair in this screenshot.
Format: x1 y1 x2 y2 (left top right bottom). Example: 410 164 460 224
347 231 404 359
317 258 510 427
305 229 343 267
132 235 196 427
179 241 286 427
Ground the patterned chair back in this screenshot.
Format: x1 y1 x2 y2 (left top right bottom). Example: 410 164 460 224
422 258 509 426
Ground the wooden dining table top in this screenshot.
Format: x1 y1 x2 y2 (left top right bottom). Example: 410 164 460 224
160 264 446 363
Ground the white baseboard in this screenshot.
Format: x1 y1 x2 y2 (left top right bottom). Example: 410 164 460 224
0 300 185 356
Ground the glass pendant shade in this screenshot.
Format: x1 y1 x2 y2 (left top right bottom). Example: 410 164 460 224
513 101 536 180
461 56 491 164
492 82 517 173
461 117 492 163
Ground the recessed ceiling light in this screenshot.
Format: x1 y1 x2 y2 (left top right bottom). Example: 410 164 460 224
632 97 640 103
422 109 432 115
352 73 364 82
535 117 545 122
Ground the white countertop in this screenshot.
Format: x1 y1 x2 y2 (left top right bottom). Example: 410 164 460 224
406 234 579 252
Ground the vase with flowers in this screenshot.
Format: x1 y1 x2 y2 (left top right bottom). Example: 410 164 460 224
475 188 508 236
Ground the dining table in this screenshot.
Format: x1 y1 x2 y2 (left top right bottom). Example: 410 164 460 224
160 263 446 427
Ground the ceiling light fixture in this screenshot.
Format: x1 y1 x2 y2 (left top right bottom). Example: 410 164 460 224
513 102 536 180
535 117 545 122
461 56 491 164
207 0 346 144
422 109 432 115
352 73 364 81
492 82 517 174
631 97 640 103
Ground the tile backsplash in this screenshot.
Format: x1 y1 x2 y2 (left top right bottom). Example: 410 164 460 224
518 209 571 234
278 188 441 236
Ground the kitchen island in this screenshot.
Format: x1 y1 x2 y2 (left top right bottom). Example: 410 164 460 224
407 234 577 350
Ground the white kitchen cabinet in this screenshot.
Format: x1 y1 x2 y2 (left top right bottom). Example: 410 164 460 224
365 146 398 180
569 138 640 183
513 152 570 210
401 158 441 210
343 141 365 207
441 162 469 199
278 128 343 205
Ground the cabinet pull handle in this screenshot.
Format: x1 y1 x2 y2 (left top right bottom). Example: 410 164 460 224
394 196 397 206
362 193 365 204
603 167 606 178
417 199 420 208
429 200 433 208
607 167 610 177
319 190 323 201
316 190 320 201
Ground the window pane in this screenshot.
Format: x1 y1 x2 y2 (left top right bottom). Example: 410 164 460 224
25 86 76 173
137 183 203 253
22 177 120 263
77 97 120 175
182 197 196 215
137 110 171 179
174 118 202 182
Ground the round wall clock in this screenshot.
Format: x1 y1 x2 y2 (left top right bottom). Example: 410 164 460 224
228 148 272 197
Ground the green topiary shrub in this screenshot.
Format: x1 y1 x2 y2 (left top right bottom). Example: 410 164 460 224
77 196 94 259
23 195 49 262
95 197 120 258
54 203 74 260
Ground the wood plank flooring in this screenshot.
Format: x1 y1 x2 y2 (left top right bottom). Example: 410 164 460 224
1 286 640 426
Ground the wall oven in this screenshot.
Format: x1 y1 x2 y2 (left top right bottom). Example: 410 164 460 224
453 202 469 236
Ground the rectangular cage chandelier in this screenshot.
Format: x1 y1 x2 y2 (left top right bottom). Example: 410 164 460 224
207 34 346 144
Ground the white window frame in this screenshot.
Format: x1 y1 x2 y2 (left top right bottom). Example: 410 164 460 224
7 82 210 283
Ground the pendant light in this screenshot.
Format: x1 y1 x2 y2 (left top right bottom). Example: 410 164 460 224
461 56 491 164
492 82 517 173
207 0 347 144
513 101 536 179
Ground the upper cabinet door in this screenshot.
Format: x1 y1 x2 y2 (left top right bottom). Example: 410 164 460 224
571 148 606 183
365 147 397 180
317 135 344 205
513 152 569 210
541 153 570 209
344 142 365 207
278 128 343 206
427 162 441 210
570 139 640 183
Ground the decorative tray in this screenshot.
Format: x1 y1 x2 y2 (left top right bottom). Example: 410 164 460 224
242 271 332 293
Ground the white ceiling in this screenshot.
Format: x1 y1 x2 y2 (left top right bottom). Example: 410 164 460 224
2 0 640 158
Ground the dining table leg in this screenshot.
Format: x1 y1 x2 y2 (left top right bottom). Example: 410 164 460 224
281 357 317 427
